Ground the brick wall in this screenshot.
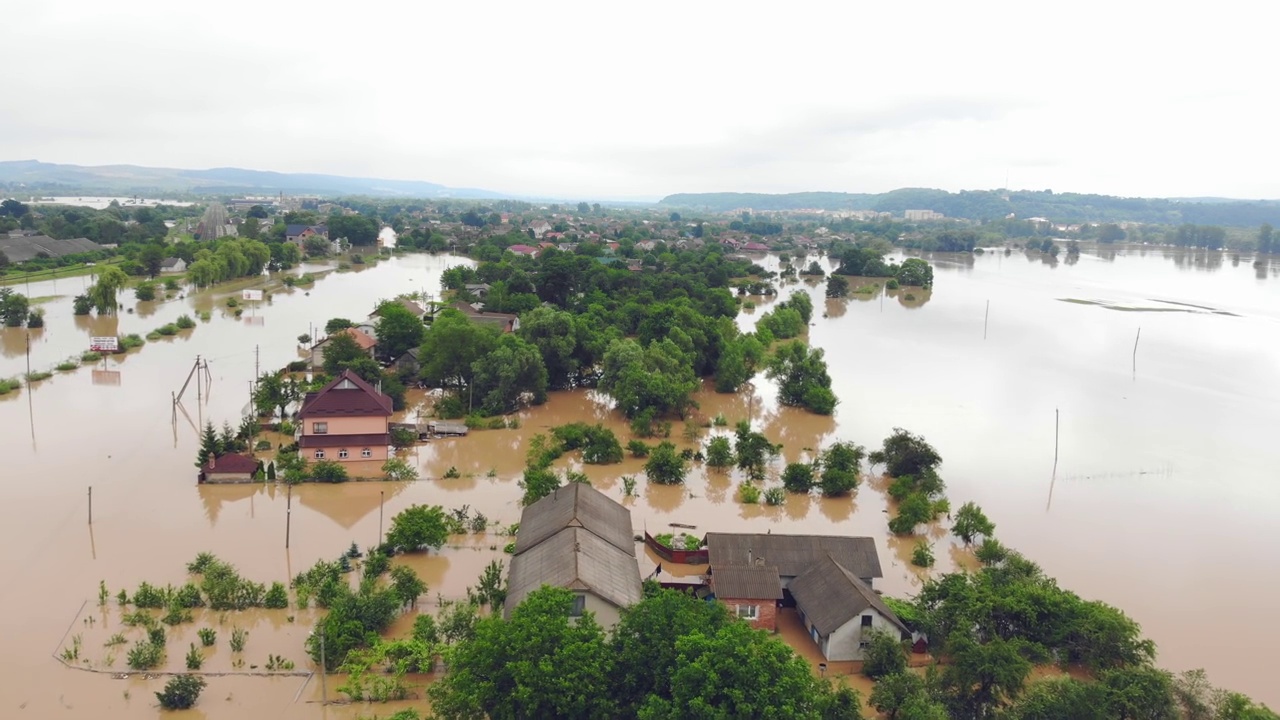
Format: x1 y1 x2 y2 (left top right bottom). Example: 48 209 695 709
723 599 778 632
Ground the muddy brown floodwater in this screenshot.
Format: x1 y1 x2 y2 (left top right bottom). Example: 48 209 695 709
0 247 1277 717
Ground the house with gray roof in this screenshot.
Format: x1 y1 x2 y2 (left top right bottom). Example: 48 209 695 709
705 532 882 588
788 553 910 662
505 483 641 628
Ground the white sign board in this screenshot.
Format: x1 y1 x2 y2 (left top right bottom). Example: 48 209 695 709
241 289 264 302
90 336 119 352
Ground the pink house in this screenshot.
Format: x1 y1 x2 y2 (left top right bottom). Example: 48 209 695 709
507 244 540 257
298 370 393 462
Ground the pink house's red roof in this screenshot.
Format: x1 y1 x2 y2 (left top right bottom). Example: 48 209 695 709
204 453 259 474
299 370 393 417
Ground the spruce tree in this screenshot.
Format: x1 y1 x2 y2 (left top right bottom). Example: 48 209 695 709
196 423 219 468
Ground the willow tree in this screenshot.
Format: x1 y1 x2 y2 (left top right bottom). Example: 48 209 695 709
87 266 129 315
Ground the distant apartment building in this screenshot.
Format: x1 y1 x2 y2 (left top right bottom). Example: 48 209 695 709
904 209 944 221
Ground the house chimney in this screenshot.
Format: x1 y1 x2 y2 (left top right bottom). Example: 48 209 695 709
747 547 753 565
209 454 216 470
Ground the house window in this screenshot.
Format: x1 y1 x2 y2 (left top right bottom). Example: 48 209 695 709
313 422 328 434
736 604 759 620
361 448 372 458
314 449 325 459
861 615 873 628
338 449 349 459
570 594 586 617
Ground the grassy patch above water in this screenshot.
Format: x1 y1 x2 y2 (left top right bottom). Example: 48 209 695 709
25 371 53 383
0 378 20 395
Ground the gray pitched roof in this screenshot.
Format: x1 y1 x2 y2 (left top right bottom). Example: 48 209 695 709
788 553 909 637
710 565 783 600
705 533 882 581
515 483 635 557
504 527 643 616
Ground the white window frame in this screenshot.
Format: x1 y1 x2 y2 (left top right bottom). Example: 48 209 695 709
313 449 325 459
313 422 328 434
361 448 372 458
338 449 349 459
736 604 759 620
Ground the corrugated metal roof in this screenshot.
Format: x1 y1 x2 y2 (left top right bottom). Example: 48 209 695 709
705 533 882 580
504 527 643 616
710 565 783 600
788 553 908 637
515 483 635 557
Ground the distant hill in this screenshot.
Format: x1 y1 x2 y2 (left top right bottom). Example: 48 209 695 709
0 160 505 199
660 188 1280 227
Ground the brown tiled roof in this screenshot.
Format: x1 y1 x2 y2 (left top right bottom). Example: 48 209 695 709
788 553 909 637
299 433 389 448
515 483 635 557
204 453 259 474
504 527 643 618
299 370 393 417
710 565 783 600
705 533 882 581
316 327 376 350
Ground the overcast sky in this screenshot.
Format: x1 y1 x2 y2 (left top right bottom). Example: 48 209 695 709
3 1 1274 201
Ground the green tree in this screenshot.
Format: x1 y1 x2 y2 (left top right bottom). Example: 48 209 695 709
195 422 220 468
638 620 826 720
1258 223 1274 254
328 213 379 246
895 258 934 289
862 630 908 679
826 275 850 298
705 436 734 468
952 501 995 546
139 245 165 278
819 441 864 496
1098 223 1127 243
782 462 816 493
869 428 942 478
254 372 301 420
155 675 206 710
87 265 129 314
321 331 368 376
766 341 837 415
470 333 549 414
1004 676 1112 720
374 301 425 360
870 672 946 720
611 589 732 715
303 236 329 257
733 422 778 482
418 308 499 397
519 464 561 506
645 441 687 485
385 505 449 552
599 338 698 419
1099 665 1179 720
940 634 1033 719
325 317 353 334
247 204 269 219
0 289 30 327
428 586 616 720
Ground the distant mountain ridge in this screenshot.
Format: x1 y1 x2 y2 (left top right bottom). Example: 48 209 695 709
660 189 1280 227
0 160 505 199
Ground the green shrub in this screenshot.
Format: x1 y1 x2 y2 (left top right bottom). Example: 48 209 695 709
55 359 79 371
197 628 217 647
175 314 196 329
627 439 650 458
134 282 157 301
738 483 761 504
120 333 145 350
264 582 289 609
764 487 785 506
0 378 20 395
80 351 102 363
156 323 178 336
156 675 206 710
311 460 349 483
185 643 203 670
127 639 163 670
911 540 935 568
226 297 239 307
25 370 52 383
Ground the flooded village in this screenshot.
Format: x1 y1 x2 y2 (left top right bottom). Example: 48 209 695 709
0 208 1278 719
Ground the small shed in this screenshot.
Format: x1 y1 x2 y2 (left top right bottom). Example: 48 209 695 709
198 453 259 484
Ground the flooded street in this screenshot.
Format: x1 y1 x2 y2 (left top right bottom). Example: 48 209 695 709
0 247 1277 716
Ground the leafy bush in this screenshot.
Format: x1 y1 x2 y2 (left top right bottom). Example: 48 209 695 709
156 674 206 710
264 582 289 609
127 639 163 670
705 436 734 468
386 504 450 552
156 323 178 336
55 358 79 371
644 441 686 485
382 458 419 482
134 282 157 301
185 643 203 670
80 351 102 363
175 314 196 329
738 483 761 504
764 487 785 506
626 439 650 458
197 628 217 647
862 630 908 679
781 463 816 493
120 333 145 350
911 540 935 567
311 460 349 483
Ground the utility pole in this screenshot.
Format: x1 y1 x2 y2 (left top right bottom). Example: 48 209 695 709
319 627 327 704
196 355 203 429
983 300 990 340
254 344 260 380
88 486 92 525
285 484 292 549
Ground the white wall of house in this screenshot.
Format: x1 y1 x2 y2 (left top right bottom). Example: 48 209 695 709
801 608 903 662
572 591 623 630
